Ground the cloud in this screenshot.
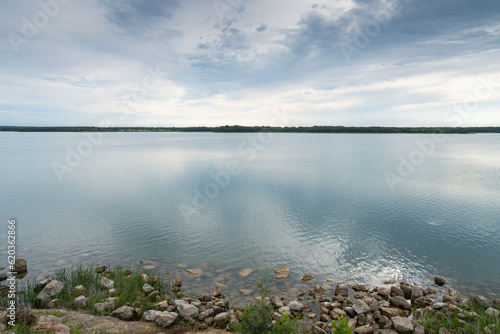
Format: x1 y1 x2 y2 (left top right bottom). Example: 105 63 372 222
0 0 499 126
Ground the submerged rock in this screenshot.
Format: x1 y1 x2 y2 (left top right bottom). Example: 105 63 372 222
239 268 254 278
274 267 290 279
434 276 446 286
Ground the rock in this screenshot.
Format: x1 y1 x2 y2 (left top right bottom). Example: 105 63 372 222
390 296 411 310
434 276 446 286
100 277 114 289
411 287 424 301
37 315 63 325
301 274 315 281
37 280 64 300
73 285 86 295
362 296 379 312
142 310 162 322
380 307 401 318
74 295 88 308
460 297 472 309
112 306 134 320
320 314 330 322
414 324 425 334
275 305 290 315
185 268 203 276
143 265 155 270
95 265 107 273
109 288 116 296
212 287 222 297
176 302 199 319
352 299 371 314
141 273 149 282
214 312 230 327
308 313 317 319
353 325 374 334
414 296 433 307
493 299 500 310
239 268 254 278
377 287 391 298
273 312 282 321
474 295 490 307
240 289 253 296
142 283 154 294
352 284 367 291
13 258 27 273
390 286 404 297
271 295 284 308
357 313 366 325
391 315 413 332
335 283 349 297
288 301 304 311
198 309 214 321
485 307 500 317
274 267 290 279
0 274 7 282
439 328 451 334
172 276 182 287
47 299 59 308
155 311 178 328
433 302 448 310
94 302 114 312
30 322 70 333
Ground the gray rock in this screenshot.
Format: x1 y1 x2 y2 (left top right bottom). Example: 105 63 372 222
47 299 59 308
411 287 424 301
176 302 199 319
13 258 27 273
377 287 391 297
198 308 214 321
391 315 413 332
37 280 64 300
74 295 88 308
414 324 425 334
73 285 86 295
94 302 113 312
37 315 63 325
100 277 114 289
142 310 162 322
485 307 500 317
352 299 371 314
155 311 178 328
278 306 290 314
433 302 448 310
439 328 451 334
112 306 134 320
390 296 411 310
142 283 154 294
271 295 284 308
214 312 230 327
288 301 304 311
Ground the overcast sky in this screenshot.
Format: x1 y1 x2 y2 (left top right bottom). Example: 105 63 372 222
1 0 499 127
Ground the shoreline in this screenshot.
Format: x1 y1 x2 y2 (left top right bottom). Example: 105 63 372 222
1 261 499 333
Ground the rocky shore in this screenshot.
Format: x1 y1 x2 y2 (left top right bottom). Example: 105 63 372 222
1 261 499 333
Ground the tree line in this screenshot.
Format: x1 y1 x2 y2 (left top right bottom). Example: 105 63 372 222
1 125 500 133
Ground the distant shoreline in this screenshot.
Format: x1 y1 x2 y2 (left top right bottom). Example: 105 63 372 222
1 125 500 134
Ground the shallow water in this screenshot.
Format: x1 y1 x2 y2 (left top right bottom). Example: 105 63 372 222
1 132 499 299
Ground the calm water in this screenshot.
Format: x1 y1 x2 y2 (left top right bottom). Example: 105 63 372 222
1 132 499 299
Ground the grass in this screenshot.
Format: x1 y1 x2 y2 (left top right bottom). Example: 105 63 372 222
415 297 500 333
0 264 181 333
235 274 304 334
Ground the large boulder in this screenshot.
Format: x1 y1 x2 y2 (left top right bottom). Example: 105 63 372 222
288 301 304 312
335 283 349 297
112 306 134 320
142 310 162 322
390 296 411 310
214 312 230 327
155 311 178 328
176 301 198 319
352 299 371 314
37 280 64 301
391 315 413 332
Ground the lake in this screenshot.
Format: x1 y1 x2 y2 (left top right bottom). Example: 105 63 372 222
1 132 499 302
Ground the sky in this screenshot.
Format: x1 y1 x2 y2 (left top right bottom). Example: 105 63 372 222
1 0 500 127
